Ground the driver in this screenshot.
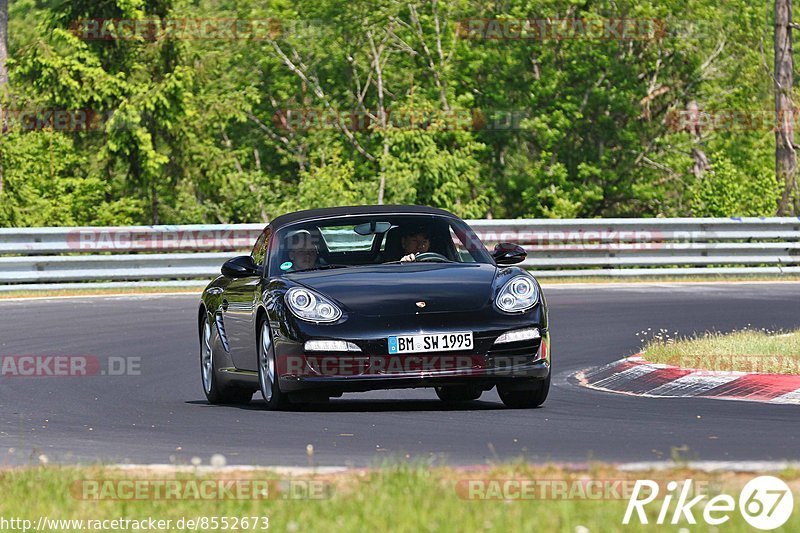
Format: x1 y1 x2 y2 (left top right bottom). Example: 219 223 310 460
400 226 431 262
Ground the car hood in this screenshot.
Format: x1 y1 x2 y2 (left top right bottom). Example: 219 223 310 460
286 263 497 316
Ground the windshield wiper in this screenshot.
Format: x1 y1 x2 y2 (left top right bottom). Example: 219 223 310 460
381 259 457 264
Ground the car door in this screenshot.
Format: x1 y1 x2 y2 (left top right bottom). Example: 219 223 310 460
222 228 269 371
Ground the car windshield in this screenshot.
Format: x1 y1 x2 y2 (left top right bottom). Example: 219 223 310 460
269 214 492 275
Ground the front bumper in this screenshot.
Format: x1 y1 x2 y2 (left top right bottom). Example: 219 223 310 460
268 301 550 394
274 329 551 394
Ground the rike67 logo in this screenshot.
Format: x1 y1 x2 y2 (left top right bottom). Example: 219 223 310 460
623 476 794 530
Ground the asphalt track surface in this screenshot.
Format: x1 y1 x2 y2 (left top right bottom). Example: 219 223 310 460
1 283 798 467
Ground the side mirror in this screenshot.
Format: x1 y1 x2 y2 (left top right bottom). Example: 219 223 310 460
492 243 526 265
222 255 261 278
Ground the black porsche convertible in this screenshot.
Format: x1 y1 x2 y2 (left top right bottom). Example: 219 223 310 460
198 205 550 409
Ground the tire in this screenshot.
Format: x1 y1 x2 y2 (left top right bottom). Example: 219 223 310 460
497 374 550 409
434 385 482 402
257 319 291 410
200 314 253 405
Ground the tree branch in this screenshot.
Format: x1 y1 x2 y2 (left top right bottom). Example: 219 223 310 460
268 39 376 162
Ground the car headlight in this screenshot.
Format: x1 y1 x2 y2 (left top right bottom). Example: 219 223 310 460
285 287 343 323
495 275 539 313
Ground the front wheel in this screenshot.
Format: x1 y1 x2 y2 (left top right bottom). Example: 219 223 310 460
200 314 252 404
497 374 550 409
258 320 290 410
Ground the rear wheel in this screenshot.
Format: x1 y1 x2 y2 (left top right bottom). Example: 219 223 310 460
200 314 252 404
434 385 482 402
258 320 290 410
497 374 550 409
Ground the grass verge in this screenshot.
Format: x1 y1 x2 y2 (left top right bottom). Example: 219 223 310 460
0 463 798 532
642 328 800 374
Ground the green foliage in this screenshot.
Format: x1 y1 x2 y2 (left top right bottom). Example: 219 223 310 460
0 0 795 227
296 149 367 208
690 158 782 217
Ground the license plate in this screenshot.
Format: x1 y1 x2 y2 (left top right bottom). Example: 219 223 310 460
388 332 473 354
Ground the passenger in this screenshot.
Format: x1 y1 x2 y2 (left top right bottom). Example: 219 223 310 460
283 230 321 271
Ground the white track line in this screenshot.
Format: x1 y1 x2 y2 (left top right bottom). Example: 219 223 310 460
0 292 198 303
111 464 349 475
105 461 800 474
646 373 741 397
617 461 800 472
771 389 800 405
589 364 658 389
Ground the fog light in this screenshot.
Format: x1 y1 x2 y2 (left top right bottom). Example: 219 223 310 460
304 340 361 352
493 328 541 344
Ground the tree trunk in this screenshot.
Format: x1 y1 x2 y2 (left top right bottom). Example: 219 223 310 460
368 32 388 205
0 0 7 88
775 0 797 215
686 101 710 179
0 0 8 198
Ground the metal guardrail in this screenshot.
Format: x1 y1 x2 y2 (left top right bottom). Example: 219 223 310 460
0 218 799 290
